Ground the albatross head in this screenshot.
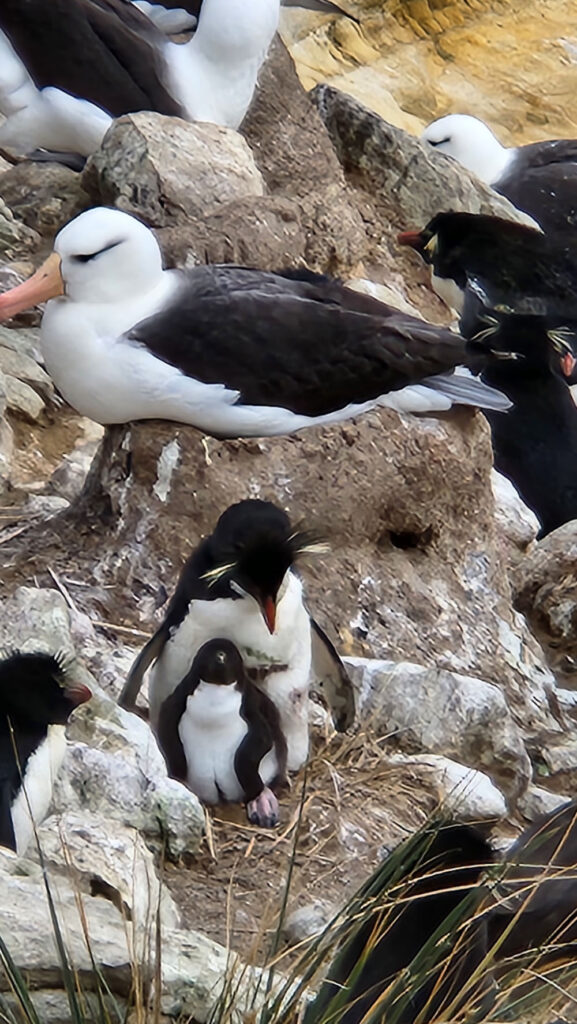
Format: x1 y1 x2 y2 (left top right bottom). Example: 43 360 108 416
0 207 164 319
421 114 511 185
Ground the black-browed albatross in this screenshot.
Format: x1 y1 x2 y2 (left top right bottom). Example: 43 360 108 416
422 114 577 235
0 207 511 434
0 0 344 160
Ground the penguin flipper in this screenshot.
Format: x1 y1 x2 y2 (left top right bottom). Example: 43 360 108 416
236 683 287 802
0 779 16 853
310 618 355 732
118 625 170 713
155 682 190 783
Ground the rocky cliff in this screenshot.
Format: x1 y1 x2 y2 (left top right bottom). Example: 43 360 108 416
282 0 577 141
0 13 577 1023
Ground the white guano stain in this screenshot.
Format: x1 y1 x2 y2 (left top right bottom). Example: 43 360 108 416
153 439 181 503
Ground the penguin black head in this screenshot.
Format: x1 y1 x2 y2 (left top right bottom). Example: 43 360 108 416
202 500 326 634
0 651 92 727
190 639 245 688
462 283 577 381
397 212 543 290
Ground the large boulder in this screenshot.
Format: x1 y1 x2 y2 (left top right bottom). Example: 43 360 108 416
347 656 531 798
0 410 562 777
84 115 265 227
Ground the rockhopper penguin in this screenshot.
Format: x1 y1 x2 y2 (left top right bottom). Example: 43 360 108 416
120 499 355 772
0 651 91 855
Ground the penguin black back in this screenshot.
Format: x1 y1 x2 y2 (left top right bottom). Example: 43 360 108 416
306 823 493 1024
465 301 577 537
490 800 577 961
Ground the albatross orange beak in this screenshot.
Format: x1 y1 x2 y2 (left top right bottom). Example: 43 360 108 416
0 252 64 322
261 597 277 635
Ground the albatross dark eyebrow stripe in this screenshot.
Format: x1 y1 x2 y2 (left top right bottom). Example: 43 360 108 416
73 239 124 263
428 137 451 147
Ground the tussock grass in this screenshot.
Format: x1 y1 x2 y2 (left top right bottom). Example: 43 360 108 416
1 760 577 1024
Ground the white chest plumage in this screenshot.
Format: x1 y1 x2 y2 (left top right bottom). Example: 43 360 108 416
163 0 280 129
177 681 278 804
10 726 67 857
150 571 312 771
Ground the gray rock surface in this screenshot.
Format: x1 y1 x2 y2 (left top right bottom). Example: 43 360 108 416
0 409 13 492
513 521 577 685
0 161 89 237
347 656 531 798
0 344 53 400
34 810 180 930
491 470 539 555
311 84 538 229
0 323 42 361
3 373 46 421
0 859 257 1021
84 115 265 227
387 753 508 820
0 196 40 256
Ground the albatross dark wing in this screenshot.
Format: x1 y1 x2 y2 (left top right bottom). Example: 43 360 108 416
126 265 474 417
0 0 183 117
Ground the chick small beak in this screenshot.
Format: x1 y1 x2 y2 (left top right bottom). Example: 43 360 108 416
0 252 64 322
397 230 423 249
64 682 92 707
561 352 577 379
261 597 277 635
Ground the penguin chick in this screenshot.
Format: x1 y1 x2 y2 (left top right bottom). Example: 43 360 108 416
0 651 92 855
156 638 288 828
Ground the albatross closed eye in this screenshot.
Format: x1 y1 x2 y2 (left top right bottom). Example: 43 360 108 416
71 240 123 264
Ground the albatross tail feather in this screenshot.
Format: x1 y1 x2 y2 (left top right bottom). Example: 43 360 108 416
423 372 512 412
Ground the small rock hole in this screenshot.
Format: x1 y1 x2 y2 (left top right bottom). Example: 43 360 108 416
389 526 433 550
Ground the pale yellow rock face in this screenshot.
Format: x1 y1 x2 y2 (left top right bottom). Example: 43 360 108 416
280 0 577 144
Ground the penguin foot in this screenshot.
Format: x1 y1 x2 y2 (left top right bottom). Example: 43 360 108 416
246 787 280 828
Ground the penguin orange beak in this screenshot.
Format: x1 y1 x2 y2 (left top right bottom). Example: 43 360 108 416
261 597 277 634
397 230 424 249
64 682 92 707
0 252 64 322
561 352 577 378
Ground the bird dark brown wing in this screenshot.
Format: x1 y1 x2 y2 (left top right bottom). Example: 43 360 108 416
127 266 470 418
1 0 183 117
496 140 577 236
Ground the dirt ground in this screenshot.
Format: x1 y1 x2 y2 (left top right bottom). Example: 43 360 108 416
163 728 444 966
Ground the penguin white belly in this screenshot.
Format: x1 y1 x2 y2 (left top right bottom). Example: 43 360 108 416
10 726 67 857
178 682 278 804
